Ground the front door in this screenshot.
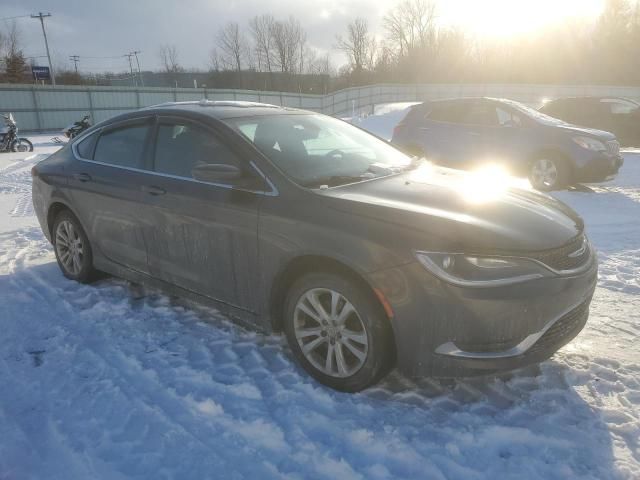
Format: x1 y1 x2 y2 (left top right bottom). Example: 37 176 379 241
142 116 263 311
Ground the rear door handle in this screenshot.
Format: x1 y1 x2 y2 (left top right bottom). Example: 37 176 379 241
73 173 92 182
142 185 166 196
419 127 431 131
467 132 481 137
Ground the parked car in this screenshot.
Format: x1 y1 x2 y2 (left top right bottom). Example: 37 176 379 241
32 101 597 392
539 96 640 147
391 97 624 191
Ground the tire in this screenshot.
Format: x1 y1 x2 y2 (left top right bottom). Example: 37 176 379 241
528 156 570 191
11 138 34 152
52 210 96 283
284 272 395 392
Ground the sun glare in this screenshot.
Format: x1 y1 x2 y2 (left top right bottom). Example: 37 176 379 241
439 0 605 38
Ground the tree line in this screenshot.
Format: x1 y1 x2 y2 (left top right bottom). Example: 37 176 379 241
2 0 640 90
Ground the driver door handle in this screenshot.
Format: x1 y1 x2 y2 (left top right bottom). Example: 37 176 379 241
142 185 166 196
73 173 92 182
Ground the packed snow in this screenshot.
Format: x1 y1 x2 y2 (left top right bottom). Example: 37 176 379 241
0 127 638 479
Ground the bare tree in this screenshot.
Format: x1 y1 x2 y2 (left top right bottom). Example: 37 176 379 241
217 22 248 72
158 44 182 73
249 14 275 72
209 47 221 72
336 18 376 73
383 0 437 58
271 17 306 74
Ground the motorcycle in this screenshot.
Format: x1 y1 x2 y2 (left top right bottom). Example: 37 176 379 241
63 114 91 139
0 113 34 153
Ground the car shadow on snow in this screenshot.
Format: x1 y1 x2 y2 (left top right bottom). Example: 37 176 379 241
0 255 625 479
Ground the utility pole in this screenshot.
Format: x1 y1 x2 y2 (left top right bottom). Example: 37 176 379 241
132 50 144 87
31 12 56 86
69 55 80 74
124 52 136 86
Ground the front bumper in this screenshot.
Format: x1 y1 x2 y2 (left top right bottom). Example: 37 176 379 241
367 250 598 378
575 152 624 183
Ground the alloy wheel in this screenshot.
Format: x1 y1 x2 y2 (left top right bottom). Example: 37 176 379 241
293 288 369 378
55 220 84 276
531 158 558 188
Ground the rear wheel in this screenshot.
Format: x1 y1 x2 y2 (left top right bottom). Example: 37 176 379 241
11 138 33 152
284 272 394 392
53 210 96 283
529 156 570 191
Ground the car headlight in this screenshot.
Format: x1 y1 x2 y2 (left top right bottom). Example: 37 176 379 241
572 136 606 152
415 251 550 287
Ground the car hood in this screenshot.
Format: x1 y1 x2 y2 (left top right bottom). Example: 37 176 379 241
320 166 583 253
555 123 617 140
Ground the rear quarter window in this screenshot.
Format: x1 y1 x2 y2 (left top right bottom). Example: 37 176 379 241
93 124 150 169
75 131 98 159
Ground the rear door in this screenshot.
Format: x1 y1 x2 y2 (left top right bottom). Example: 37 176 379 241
68 118 155 274
417 101 475 166
461 100 529 170
142 115 264 311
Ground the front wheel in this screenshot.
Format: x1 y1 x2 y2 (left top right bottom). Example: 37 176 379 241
529 157 569 191
11 138 34 152
284 272 394 392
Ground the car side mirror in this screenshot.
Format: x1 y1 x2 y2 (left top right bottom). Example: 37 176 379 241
192 163 243 183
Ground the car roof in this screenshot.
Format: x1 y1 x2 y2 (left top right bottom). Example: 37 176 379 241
420 97 517 106
544 96 635 104
140 100 310 119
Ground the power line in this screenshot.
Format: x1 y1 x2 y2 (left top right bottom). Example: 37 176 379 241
132 50 144 87
69 55 80 74
0 14 31 22
30 12 56 86
124 52 136 86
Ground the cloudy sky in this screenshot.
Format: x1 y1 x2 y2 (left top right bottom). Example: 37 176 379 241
7 0 604 74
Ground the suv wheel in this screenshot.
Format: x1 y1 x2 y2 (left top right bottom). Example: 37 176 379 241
529 157 570 191
284 272 394 392
53 210 96 283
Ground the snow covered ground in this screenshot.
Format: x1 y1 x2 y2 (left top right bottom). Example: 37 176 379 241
0 132 638 480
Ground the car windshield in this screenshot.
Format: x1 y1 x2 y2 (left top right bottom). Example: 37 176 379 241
500 99 567 126
224 114 412 187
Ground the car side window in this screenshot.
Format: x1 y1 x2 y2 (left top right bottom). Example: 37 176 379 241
153 121 240 179
93 124 150 169
425 103 467 123
464 103 499 126
600 99 639 115
75 131 98 159
496 107 522 126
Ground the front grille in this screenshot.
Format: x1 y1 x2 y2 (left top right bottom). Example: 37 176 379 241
528 298 591 354
606 140 620 156
528 234 590 271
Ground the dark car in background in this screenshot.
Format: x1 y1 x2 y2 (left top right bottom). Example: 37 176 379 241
33 101 596 392
392 97 624 190
540 96 640 147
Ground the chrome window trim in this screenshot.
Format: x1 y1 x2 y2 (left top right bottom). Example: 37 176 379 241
71 127 279 197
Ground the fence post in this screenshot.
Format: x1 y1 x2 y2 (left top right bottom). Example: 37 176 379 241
31 86 42 131
87 87 94 122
